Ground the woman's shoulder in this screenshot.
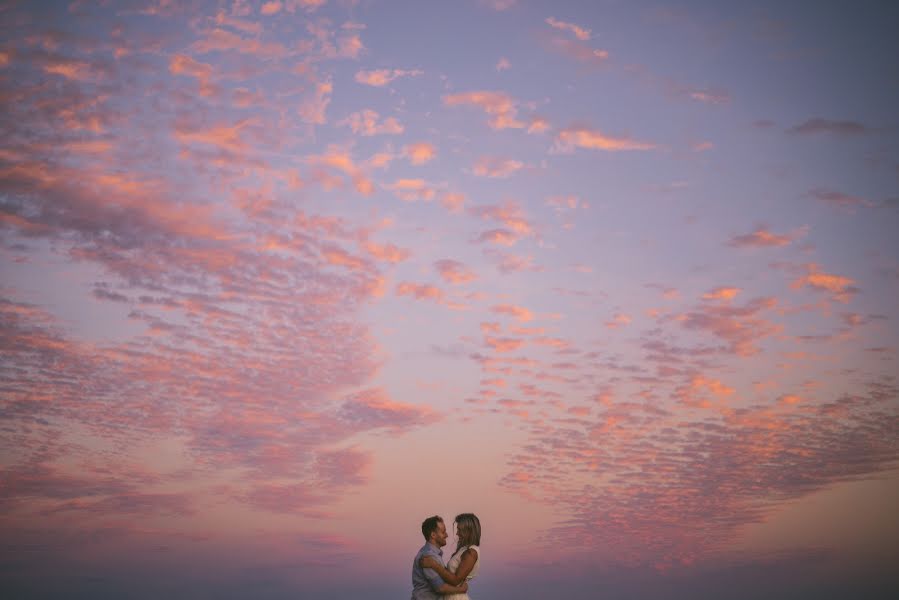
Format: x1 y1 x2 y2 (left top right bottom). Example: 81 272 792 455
465 545 479 555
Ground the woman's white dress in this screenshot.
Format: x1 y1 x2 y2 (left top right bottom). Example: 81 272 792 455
444 544 479 600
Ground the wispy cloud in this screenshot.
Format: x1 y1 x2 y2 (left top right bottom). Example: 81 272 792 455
787 118 874 136
340 109 404 135
443 90 524 130
727 225 797 248
553 125 655 152
472 156 524 178
545 17 592 40
354 68 422 86
404 142 437 165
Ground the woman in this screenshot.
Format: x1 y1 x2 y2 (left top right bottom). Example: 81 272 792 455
420 513 481 599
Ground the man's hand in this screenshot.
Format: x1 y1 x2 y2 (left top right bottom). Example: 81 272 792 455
460 581 468 593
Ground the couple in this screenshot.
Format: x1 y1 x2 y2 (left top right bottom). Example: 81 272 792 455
411 513 481 599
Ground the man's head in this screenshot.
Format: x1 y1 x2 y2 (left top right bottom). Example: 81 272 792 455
421 515 447 547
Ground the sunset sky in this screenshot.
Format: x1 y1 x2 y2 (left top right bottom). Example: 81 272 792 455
1 1 898 598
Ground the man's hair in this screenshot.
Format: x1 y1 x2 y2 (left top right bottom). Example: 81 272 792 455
421 515 443 541
454 513 481 547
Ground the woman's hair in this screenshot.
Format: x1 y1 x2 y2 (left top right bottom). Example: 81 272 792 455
454 513 481 547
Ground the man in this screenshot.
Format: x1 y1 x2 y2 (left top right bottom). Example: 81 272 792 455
411 515 469 599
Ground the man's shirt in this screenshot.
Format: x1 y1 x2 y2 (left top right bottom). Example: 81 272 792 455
411 542 445 600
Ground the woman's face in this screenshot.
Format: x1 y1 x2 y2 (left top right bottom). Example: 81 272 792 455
455 521 466 543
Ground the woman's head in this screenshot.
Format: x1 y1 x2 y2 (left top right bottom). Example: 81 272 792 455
454 513 481 547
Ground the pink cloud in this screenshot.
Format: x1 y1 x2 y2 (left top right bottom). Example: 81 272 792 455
479 0 516 10
527 115 551 134
496 57 511 71
395 281 445 302
443 90 524 130
546 16 592 40
703 286 741 301
491 303 533 322
260 1 282 15
484 336 525 352
605 313 631 328
340 109 404 135
469 200 534 236
384 178 436 201
441 192 466 214
339 388 440 431
361 240 410 264
298 77 333 124
192 27 288 57
307 146 374 196
542 34 610 66
791 264 859 303
434 259 477 284
475 228 518 246
472 156 524 178
354 68 422 87
727 225 795 248
404 142 437 165
553 125 655 152
807 188 874 210
678 296 781 355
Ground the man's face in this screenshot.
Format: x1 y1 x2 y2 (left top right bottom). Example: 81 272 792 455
432 521 448 547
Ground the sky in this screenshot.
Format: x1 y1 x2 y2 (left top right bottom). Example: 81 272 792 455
1 0 898 598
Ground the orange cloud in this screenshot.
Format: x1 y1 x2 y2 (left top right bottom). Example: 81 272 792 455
405 142 436 165
475 229 517 246
43 59 94 81
307 147 374 196
491 304 533 322
554 125 655 153
298 77 332 124
527 115 550 134
354 68 422 86
443 90 524 130
605 313 631 328
546 195 580 211
174 119 255 153
192 27 288 57
384 178 435 202
441 192 466 213
395 282 445 302
727 226 793 248
362 240 410 264
485 336 525 352
472 156 523 178
680 297 780 355
434 259 477 284
546 16 591 40
703 287 741 301
340 109 404 135
260 1 282 15
470 200 534 236
791 264 858 303
322 246 367 271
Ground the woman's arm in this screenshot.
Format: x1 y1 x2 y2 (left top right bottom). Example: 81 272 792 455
435 581 468 595
452 548 478 582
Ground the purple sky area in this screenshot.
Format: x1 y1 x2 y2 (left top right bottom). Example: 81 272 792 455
2 1 898 598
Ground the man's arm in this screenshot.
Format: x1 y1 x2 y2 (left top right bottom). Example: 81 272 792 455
422 561 468 595
420 550 476 586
